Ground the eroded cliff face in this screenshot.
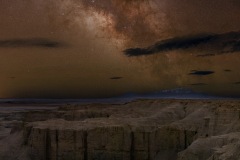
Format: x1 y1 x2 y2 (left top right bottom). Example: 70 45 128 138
1 99 240 160
24 121 196 160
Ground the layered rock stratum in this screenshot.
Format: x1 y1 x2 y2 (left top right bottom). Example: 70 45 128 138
1 99 240 160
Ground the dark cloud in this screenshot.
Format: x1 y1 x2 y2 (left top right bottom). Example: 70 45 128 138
110 77 123 80
224 69 232 72
196 54 216 57
0 38 64 48
124 34 216 56
124 31 240 57
189 70 215 76
190 83 207 86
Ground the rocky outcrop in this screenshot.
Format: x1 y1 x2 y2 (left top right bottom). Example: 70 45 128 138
2 99 240 160
178 132 240 160
24 120 197 160
20 100 198 160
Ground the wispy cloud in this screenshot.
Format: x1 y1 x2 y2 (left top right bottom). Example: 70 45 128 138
124 31 240 57
0 38 64 48
190 83 208 86
189 70 215 76
110 77 123 80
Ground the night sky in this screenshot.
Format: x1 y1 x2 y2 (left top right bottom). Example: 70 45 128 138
1 0 240 98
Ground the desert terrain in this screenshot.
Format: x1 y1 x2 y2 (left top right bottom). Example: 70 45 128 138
1 99 240 160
